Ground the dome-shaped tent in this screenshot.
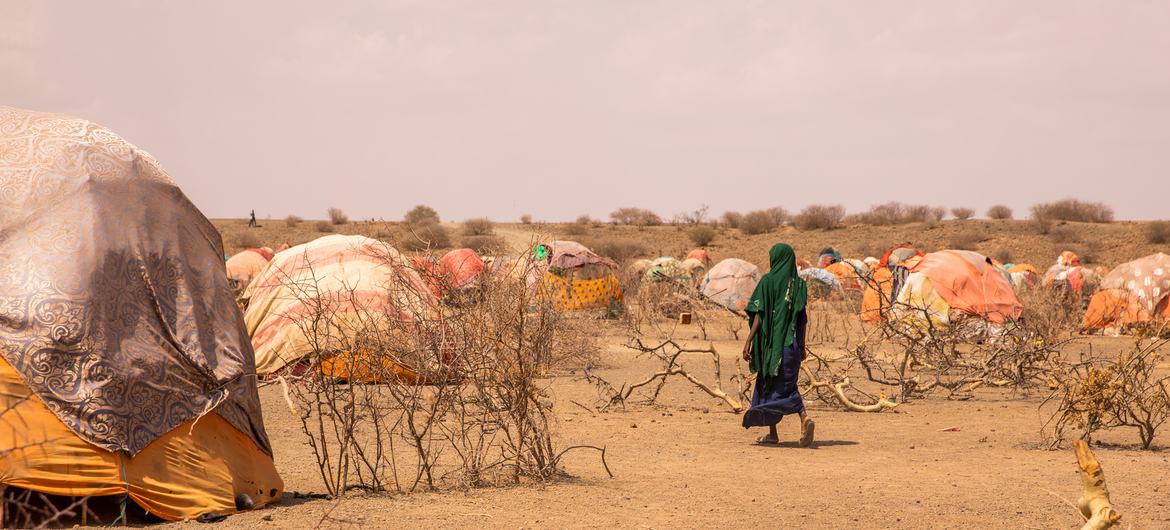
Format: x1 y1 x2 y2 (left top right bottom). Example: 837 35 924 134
699 258 760 311
226 247 274 293
1082 253 1170 333
538 241 623 311
242 234 444 382
0 107 280 522
888 250 1023 326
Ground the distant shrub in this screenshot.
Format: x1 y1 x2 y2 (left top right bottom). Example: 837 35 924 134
793 204 846 230
766 207 789 226
950 207 975 220
327 207 349 225
1031 216 1053 235
610 207 662 226
235 232 262 248
1049 226 1082 244
740 210 778 235
520 214 533 224
461 235 505 254
405 205 441 225
949 231 982 250
1031 199 1114 223
315 220 335 233
854 202 944 225
564 222 588 236
987 205 1013 220
463 218 494 236
581 238 648 263
285 214 303 227
905 205 945 224
1146 221 1170 244
400 222 450 251
576 214 594 226
688 225 717 246
721 211 744 228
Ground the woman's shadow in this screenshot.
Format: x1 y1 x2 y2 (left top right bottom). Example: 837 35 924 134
763 440 859 449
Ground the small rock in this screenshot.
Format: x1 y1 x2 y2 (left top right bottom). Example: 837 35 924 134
262 515 274 522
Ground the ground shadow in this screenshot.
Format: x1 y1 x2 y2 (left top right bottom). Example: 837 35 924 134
755 439 859 449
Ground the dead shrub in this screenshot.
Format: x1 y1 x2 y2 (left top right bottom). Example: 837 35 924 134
688 225 717 246
564 222 588 236
673 205 710 225
285 214 303 227
405 205 441 225
987 204 1013 220
315 220 335 233
951 207 975 220
765 207 789 226
1145 221 1170 244
1049 226 1082 244
1047 338 1170 449
575 214 594 225
1031 199 1114 223
581 237 647 263
793 204 846 230
461 234 506 254
235 231 262 248
520 214 533 224
609 207 662 226
721 211 744 228
400 222 451 251
853 202 944 225
463 218 495 236
740 210 777 235
327 207 349 225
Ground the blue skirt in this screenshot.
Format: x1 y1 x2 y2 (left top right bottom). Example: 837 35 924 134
742 343 805 428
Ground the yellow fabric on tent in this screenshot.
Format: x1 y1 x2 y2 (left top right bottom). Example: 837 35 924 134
0 357 282 521
889 272 952 327
541 272 623 311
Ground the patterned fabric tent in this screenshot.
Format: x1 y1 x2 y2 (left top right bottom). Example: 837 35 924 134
700 258 760 311
538 241 622 311
242 234 443 380
0 106 280 520
889 250 1023 325
226 247 273 292
1082 253 1170 332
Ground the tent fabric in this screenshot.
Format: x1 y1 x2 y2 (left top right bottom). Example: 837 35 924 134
889 270 953 326
825 261 863 291
226 249 272 289
439 248 487 290
685 249 711 267
903 250 1023 324
540 265 623 311
0 106 270 457
798 267 843 299
242 234 441 376
0 357 282 521
860 267 894 323
628 259 653 277
645 256 688 283
1007 263 1039 275
547 240 616 270
680 258 707 285
880 246 923 268
700 258 760 311
1082 253 1170 331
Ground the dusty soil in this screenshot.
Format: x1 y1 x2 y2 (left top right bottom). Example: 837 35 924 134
162 324 1170 530
174 218 1170 529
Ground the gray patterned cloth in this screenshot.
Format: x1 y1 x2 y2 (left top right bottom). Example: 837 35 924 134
0 106 272 456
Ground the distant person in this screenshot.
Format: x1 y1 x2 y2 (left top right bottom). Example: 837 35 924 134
741 243 814 447
248 209 257 228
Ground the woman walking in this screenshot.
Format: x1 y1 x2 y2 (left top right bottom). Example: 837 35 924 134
742 243 814 446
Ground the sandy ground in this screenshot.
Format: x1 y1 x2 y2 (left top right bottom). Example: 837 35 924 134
161 328 1170 530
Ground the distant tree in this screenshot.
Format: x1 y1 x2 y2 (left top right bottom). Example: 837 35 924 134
986 205 1013 220
405 205 441 225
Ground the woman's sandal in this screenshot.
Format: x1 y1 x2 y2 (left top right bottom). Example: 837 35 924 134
799 419 815 448
756 434 779 445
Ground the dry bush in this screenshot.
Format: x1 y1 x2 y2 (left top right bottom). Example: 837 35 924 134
1031 215 1053 235
564 222 588 236
575 214 594 225
1145 221 1170 244
278 249 602 497
1031 199 1114 223
520 214 533 224
400 222 451 251
673 205 710 225
688 225 717 246
1047 338 1170 449
609 207 662 226
948 231 983 250
463 218 495 236
316 220 336 233
740 210 777 235
854 202 944 225
327 207 349 225
286 214 304 227
766 207 789 226
1 489 99 527
721 211 744 228
235 231 262 248
1049 225 1082 244
987 204 1013 220
405 205 441 225
461 234 506 254
580 237 647 263
793 204 845 230
951 207 975 220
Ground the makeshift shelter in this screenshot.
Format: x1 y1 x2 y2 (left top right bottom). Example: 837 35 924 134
826 260 864 291
817 247 842 268
645 256 690 284
680 257 707 287
538 241 623 311
799 267 844 300
628 258 653 278
1082 253 1170 333
700 259 761 311
685 248 712 268
243 234 443 381
440 248 487 290
888 250 1023 326
861 246 925 322
226 247 273 293
0 106 280 521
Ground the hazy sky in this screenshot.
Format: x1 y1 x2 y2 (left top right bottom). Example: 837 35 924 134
3 1 1168 221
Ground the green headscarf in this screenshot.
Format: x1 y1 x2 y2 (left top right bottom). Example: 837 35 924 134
745 243 808 377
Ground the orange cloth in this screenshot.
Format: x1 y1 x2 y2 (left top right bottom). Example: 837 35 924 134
860 267 894 323
910 251 1023 324
825 261 862 291
0 357 282 521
